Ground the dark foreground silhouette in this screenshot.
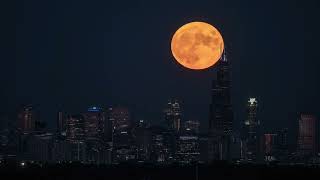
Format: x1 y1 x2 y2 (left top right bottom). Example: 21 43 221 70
1 161 320 180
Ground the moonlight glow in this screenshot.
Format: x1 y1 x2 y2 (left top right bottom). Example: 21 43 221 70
171 22 224 70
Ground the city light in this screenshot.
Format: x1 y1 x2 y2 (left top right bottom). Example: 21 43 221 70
248 98 257 105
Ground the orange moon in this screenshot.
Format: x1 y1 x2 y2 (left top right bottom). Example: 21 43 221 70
171 22 224 70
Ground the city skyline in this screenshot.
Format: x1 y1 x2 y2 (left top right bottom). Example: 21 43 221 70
2 0 319 135
1 1 320 179
1 50 318 165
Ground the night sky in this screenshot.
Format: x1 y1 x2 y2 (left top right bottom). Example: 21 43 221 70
1 0 320 133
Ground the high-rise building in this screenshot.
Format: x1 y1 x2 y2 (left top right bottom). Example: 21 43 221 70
26 133 54 162
0 128 19 161
108 107 131 133
112 131 136 163
83 106 105 140
275 128 289 162
297 113 317 157
242 98 261 162
66 115 85 142
175 135 200 163
208 50 233 161
17 105 36 132
149 126 175 164
52 137 71 162
103 108 114 142
107 107 135 163
83 107 106 164
133 120 151 162
277 128 288 150
164 100 182 132
198 134 209 163
230 132 241 161
66 114 86 162
57 111 66 135
184 120 200 133
69 141 86 162
263 133 277 162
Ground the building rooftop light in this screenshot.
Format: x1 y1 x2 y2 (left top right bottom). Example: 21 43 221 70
248 98 257 105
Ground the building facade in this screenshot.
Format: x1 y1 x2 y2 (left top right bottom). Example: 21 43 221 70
175 135 200 163
164 100 182 132
66 114 86 162
242 98 261 162
297 113 317 157
209 50 233 161
17 105 36 132
184 120 200 134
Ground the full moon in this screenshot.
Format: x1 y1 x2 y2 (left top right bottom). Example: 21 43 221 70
171 22 224 70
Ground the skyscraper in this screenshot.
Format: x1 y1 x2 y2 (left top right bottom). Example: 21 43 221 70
132 120 151 162
66 114 86 162
57 111 66 135
276 128 288 151
263 133 277 162
175 135 200 163
208 50 233 161
275 128 289 162
66 114 85 142
297 113 317 157
164 100 182 132
83 106 105 140
149 126 175 163
17 105 36 132
242 98 261 162
108 107 135 163
108 107 131 133
184 120 200 134
83 107 106 164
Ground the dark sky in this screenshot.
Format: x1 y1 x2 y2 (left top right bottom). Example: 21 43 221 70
1 0 320 132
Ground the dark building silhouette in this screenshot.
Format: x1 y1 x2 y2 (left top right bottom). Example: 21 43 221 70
52 136 71 162
149 126 175 163
107 107 135 163
198 134 209 163
275 128 289 162
26 133 54 162
230 131 241 161
262 129 289 163
175 134 200 163
297 113 317 157
112 131 137 163
209 50 233 161
103 107 114 142
164 100 182 132
242 98 261 162
107 107 136 163
57 111 66 135
132 120 151 162
66 115 85 142
66 114 86 162
0 128 19 162
263 133 277 162
184 120 200 134
17 105 36 133
109 107 131 133
82 106 106 164
83 106 105 140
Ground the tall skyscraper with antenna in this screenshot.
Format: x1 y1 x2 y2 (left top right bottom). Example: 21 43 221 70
209 50 233 161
